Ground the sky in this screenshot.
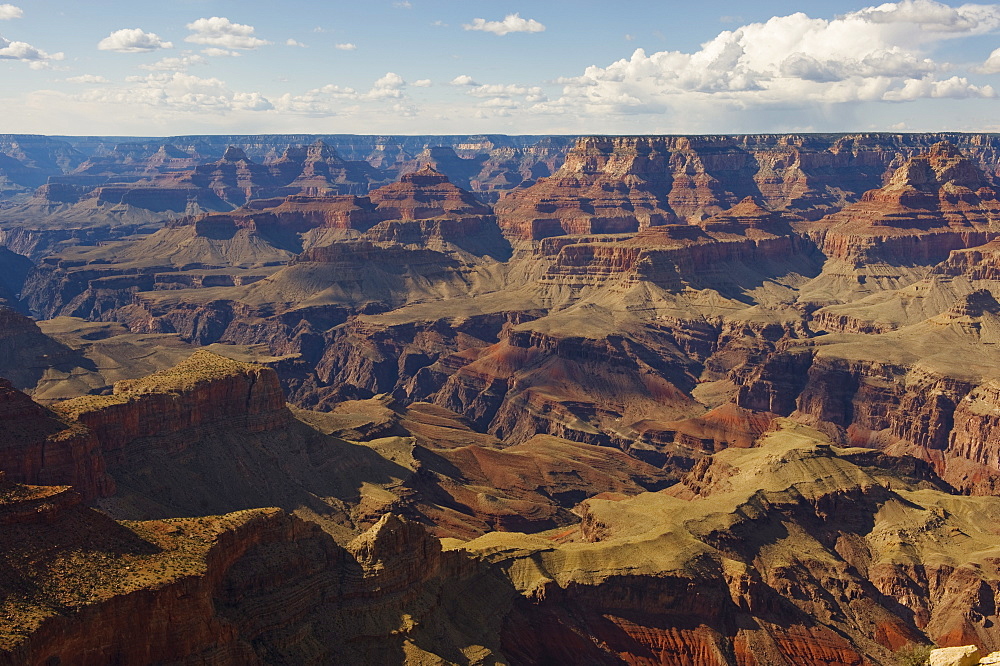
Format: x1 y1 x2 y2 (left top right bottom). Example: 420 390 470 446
2 0 1000 136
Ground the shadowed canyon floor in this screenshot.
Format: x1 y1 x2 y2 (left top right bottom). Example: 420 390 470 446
4 133 1000 663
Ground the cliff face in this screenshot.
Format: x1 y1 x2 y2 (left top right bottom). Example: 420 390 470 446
494 134 1000 246
495 136 678 241
55 350 291 460
0 350 299 504
0 485 513 666
0 379 112 500
803 142 1000 269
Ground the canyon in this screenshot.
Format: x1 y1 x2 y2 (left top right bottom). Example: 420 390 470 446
3 132 1000 664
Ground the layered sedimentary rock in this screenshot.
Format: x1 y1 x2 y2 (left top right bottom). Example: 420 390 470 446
0 349 667 542
494 133 1000 247
56 350 291 455
14 132 1000 663
495 136 678 241
0 493 511 665
805 142 1000 269
8 421 1000 664
0 379 111 499
471 423 1000 664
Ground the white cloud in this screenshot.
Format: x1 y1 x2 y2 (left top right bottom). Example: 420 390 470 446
539 0 1000 121
81 71 274 113
450 74 478 86
273 83 357 114
393 1 412 8
469 83 545 99
140 54 207 71
463 13 545 36
413 78 432 87
978 47 1000 74
0 35 63 63
201 48 241 57
883 74 994 100
0 4 22 20
853 0 993 32
66 74 109 84
334 42 357 51
185 17 270 50
367 72 407 99
98 28 173 53
286 38 307 48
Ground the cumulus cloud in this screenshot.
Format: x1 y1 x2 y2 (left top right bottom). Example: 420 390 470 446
334 42 357 50
140 54 207 71
185 17 270 50
286 38 306 47
539 0 1000 121
883 74 994 100
0 35 63 63
98 28 173 53
450 74 478 86
463 13 545 36
66 74 109 84
0 4 22 20
413 79 432 87
367 72 406 98
978 47 1000 74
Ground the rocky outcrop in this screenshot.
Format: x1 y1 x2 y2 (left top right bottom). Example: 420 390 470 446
495 136 678 242
495 133 1000 246
468 423 1000 664
804 142 1000 268
0 378 112 500
266 139 385 196
540 223 820 293
54 350 290 461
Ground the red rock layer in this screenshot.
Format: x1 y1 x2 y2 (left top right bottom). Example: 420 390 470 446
0 505 508 665
0 379 113 499
806 142 1000 266
733 339 1000 494
55 351 291 463
495 136 678 241
540 224 815 293
367 164 493 220
428 327 702 451
935 238 1000 280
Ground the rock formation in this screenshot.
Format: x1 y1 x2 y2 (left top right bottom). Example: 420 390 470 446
6 133 1000 663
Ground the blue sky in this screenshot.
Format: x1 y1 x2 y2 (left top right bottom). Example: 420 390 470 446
2 0 1000 135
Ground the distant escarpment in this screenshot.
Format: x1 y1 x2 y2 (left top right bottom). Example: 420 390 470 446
12 135 1000 500
804 142 1000 269
495 133 1000 245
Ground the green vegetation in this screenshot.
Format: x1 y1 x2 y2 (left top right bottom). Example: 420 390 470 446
894 643 933 666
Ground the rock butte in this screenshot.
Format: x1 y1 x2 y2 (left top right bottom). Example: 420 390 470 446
3 133 1000 663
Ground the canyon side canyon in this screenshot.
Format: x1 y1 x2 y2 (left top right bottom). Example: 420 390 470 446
4 132 1000 664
